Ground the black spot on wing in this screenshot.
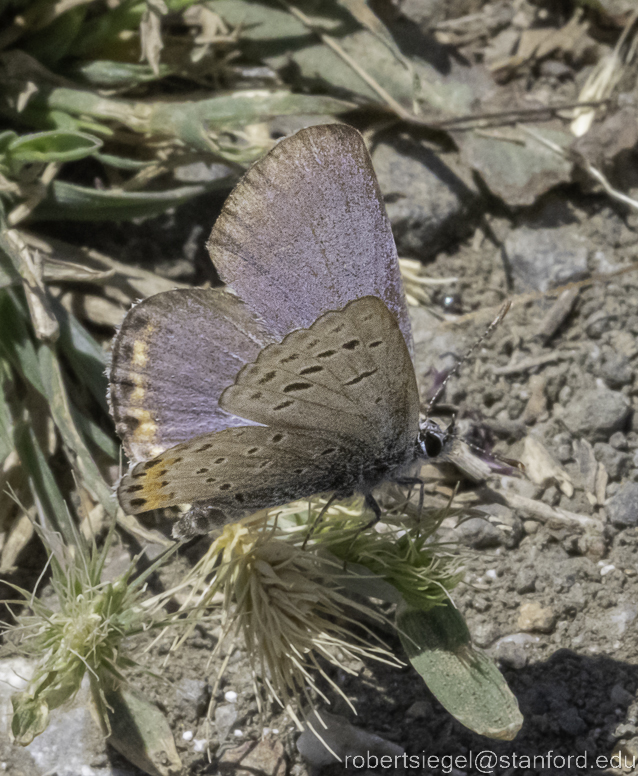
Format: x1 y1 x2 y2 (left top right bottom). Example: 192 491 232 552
196 443 212 452
283 382 312 393
130 498 147 508
258 371 277 384
299 365 323 376
274 400 294 410
342 339 360 350
345 369 378 386
317 349 337 359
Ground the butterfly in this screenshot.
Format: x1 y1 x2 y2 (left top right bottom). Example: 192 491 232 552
109 124 448 538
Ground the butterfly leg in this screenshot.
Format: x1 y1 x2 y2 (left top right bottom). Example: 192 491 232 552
302 492 340 550
394 476 426 521
339 493 384 567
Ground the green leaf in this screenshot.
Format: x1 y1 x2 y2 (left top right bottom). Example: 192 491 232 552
213 0 478 116
397 600 523 740
102 685 182 776
31 178 235 221
53 298 109 415
72 406 119 461
7 130 102 164
22 4 87 66
37 344 116 517
0 357 15 464
0 290 46 395
67 60 173 88
11 692 49 747
14 422 73 541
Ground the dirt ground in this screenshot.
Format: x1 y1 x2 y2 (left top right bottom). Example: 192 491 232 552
101 191 638 776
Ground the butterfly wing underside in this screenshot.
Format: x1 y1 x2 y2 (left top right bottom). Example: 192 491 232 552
109 289 273 462
207 124 414 356
117 297 420 516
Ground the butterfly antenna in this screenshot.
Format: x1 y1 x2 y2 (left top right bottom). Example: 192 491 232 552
424 300 511 418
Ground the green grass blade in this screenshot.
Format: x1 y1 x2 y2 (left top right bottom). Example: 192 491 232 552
53 298 109 414
31 178 234 221
14 422 75 542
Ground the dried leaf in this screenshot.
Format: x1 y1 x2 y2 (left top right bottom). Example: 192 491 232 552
521 436 574 497
459 125 573 206
140 0 168 76
6 230 59 342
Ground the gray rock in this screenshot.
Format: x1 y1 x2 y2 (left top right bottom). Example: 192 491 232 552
609 431 629 450
505 225 588 293
600 352 634 388
606 482 638 527
371 137 477 259
593 442 632 480
472 621 501 648
490 633 538 670
405 700 432 719
610 683 634 707
558 707 586 736
456 516 504 548
515 566 537 594
175 678 209 716
561 387 631 441
214 703 238 740
297 710 403 768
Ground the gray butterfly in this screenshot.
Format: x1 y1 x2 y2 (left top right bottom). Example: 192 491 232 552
109 125 447 537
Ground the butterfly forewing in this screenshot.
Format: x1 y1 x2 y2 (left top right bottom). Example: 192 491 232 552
110 289 274 461
220 297 420 456
208 124 413 355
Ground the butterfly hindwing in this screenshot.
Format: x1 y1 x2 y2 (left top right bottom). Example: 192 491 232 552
220 297 420 457
118 425 364 516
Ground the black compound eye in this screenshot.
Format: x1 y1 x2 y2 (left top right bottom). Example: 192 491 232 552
423 431 444 458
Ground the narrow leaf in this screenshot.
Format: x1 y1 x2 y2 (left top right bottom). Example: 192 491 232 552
7 130 102 164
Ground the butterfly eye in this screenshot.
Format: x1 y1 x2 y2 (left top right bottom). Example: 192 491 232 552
418 421 447 459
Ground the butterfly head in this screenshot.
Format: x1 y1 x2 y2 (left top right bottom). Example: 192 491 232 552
416 418 448 461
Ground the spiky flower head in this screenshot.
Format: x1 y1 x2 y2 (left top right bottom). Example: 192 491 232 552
173 495 463 727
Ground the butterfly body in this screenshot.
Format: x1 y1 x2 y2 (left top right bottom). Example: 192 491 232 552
116 296 428 528
110 125 446 537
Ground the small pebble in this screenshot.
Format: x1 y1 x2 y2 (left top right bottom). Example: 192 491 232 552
517 601 557 633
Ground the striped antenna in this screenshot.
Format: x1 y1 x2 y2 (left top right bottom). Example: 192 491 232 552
425 300 511 418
